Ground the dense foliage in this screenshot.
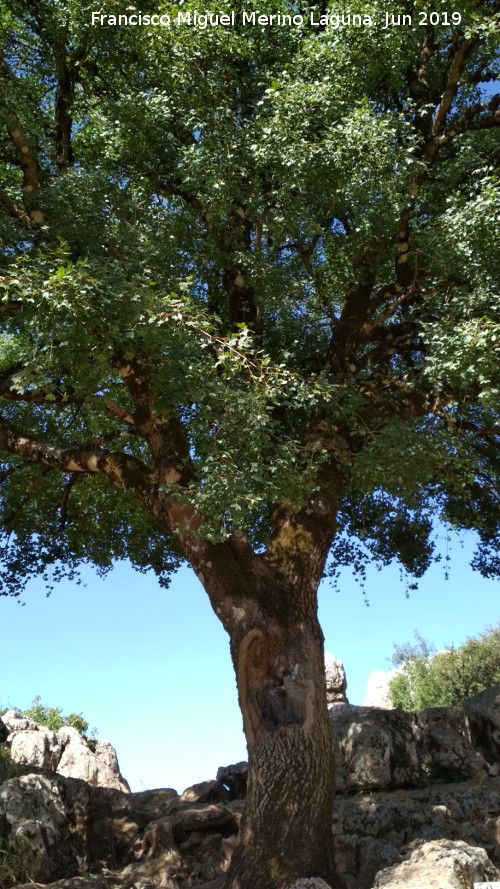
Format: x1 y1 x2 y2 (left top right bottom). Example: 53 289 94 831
0 0 498 595
388 624 500 709
0 696 92 737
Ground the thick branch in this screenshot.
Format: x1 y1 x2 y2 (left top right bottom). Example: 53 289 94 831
432 38 478 140
7 118 45 224
112 352 192 483
436 94 500 145
0 188 30 226
0 414 154 503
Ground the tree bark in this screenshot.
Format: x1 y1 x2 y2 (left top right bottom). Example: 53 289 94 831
165 486 342 888
226 609 336 889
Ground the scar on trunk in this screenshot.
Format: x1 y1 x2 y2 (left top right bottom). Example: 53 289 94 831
296 678 315 736
237 629 268 752
237 630 316 750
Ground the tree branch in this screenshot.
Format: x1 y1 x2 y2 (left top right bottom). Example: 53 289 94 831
0 414 155 503
6 117 45 224
0 188 30 226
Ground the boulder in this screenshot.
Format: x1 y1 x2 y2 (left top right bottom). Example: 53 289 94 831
0 771 179 884
464 685 500 767
2 712 130 793
2 709 39 733
56 726 129 792
373 838 500 889
0 773 90 883
332 776 500 888
415 705 487 783
330 701 491 792
325 653 348 706
9 727 62 772
181 779 227 803
216 762 248 800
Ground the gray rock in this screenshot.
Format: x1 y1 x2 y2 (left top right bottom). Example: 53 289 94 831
0 773 89 883
330 701 491 793
415 705 488 783
180 779 227 803
373 838 500 889
330 705 421 792
10 727 62 771
216 761 248 800
2 709 39 733
465 685 500 764
332 776 500 888
3 715 130 793
172 802 238 844
57 726 130 792
325 653 348 706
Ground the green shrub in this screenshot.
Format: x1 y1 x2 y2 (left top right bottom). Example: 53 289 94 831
388 623 500 710
23 696 90 737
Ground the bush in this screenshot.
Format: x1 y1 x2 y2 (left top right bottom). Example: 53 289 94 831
22 696 90 737
388 623 500 710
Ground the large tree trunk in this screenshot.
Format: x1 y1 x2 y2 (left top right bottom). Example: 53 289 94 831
166 488 341 888
225 610 336 889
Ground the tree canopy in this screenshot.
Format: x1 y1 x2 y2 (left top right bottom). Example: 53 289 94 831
0 0 498 596
1 3 499 885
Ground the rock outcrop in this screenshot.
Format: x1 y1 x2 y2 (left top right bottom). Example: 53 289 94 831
1 710 129 793
1 686 499 889
330 690 499 792
373 839 500 889
325 653 348 706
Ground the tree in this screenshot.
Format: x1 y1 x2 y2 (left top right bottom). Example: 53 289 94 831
388 624 500 710
0 0 499 885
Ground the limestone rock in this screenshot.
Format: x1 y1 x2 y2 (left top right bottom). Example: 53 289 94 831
330 701 491 793
373 838 500 889
465 685 500 767
332 776 500 888
0 773 90 883
56 726 129 792
216 761 248 800
415 705 487 783
9 727 62 772
2 709 39 733
325 653 348 706
172 802 238 844
180 779 227 804
3 714 130 793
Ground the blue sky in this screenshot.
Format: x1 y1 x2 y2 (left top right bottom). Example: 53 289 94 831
0 529 497 794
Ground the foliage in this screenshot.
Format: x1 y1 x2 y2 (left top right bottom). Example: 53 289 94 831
388 624 500 710
22 696 91 737
0 2 498 585
1 697 93 737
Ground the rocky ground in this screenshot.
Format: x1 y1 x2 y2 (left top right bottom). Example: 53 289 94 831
0 684 499 889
